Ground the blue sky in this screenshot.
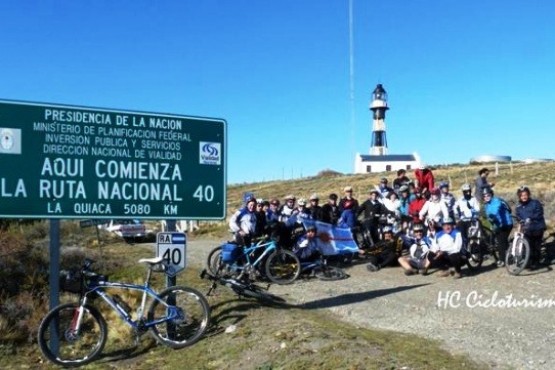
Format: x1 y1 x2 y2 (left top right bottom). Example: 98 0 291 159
1 1 554 184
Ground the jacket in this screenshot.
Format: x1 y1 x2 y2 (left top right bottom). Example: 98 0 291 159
408 197 427 223
229 208 257 235
455 196 480 221
414 169 434 192
431 229 462 255
419 200 449 223
484 196 513 229
516 199 546 233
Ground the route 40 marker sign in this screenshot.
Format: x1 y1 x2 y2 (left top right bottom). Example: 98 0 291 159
157 232 186 277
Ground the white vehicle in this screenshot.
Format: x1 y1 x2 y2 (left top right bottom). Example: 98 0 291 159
99 219 146 241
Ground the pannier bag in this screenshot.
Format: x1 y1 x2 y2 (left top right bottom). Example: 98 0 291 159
221 243 242 263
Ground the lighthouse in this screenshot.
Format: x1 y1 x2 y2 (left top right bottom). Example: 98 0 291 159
369 83 389 155
354 83 421 174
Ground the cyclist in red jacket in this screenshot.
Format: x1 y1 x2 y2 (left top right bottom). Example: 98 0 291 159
414 164 435 198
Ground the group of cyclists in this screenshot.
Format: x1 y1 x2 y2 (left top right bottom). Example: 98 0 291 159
228 166 548 279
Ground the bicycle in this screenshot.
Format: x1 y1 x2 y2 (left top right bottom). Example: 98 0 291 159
206 237 301 285
505 221 531 275
200 269 286 305
461 216 498 271
38 257 210 367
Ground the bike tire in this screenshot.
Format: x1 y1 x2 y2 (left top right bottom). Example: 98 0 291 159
38 302 107 367
148 286 210 349
465 241 483 271
206 245 223 275
505 236 530 275
313 265 347 281
264 249 301 285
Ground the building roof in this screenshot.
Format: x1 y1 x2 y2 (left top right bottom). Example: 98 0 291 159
359 154 417 162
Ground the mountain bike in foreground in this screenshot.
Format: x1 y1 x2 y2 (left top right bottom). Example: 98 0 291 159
38 257 210 367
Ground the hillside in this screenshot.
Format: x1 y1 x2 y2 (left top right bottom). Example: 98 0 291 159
226 161 555 226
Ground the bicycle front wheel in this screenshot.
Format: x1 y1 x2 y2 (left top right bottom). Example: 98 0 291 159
506 236 530 275
38 303 107 367
148 286 210 349
465 241 483 271
264 249 301 284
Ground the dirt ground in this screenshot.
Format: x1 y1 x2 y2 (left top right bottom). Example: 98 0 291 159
187 238 555 370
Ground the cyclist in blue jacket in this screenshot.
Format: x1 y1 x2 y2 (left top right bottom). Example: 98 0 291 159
483 188 513 267
515 186 547 269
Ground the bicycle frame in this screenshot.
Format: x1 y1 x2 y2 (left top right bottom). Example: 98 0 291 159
80 282 179 330
229 239 278 272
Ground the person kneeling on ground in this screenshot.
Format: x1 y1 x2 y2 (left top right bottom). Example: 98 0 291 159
293 225 320 262
428 217 463 279
398 223 431 275
365 226 399 272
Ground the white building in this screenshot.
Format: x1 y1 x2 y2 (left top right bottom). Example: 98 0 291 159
354 84 421 173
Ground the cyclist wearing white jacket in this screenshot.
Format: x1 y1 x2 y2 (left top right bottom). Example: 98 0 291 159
455 183 481 244
428 217 463 278
419 188 449 226
229 197 258 246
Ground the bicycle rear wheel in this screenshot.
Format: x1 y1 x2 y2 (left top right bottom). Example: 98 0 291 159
313 265 347 281
264 249 301 284
206 245 223 275
38 303 107 367
506 236 530 275
148 286 210 349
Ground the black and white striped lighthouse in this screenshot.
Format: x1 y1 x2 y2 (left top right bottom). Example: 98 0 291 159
369 83 389 155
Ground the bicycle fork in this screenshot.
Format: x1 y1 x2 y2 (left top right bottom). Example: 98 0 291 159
69 298 88 339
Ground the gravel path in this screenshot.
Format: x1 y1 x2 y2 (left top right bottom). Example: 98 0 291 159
186 238 555 369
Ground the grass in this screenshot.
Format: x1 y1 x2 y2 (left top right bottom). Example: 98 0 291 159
1 243 486 370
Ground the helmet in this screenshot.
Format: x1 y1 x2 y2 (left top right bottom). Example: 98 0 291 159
517 186 530 196
297 198 307 206
309 193 319 201
343 186 353 193
461 183 471 192
382 225 393 234
482 187 494 196
380 177 388 183
412 223 424 232
399 185 409 192
442 216 455 225
270 198 280 206
245 196 257 204
285 194 296 201
369 189 380 195
431 188 441 196
439 181 449 189
329 193 338 201
256 198 264 205
418 163 427 170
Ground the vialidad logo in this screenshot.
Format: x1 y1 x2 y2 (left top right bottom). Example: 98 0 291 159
199 141 221 165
